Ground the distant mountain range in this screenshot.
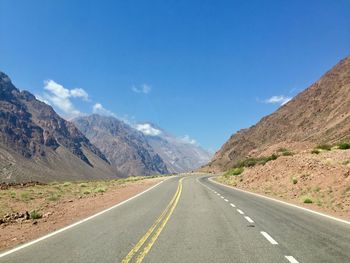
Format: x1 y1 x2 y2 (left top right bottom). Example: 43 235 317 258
0 71 211 182
204 55 350 172
73 116 212 176
135 123 212 173
73 115 169 176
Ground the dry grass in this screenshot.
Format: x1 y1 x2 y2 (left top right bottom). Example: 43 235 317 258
0 175 164 217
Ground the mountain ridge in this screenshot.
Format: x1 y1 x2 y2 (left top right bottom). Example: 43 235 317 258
204 55 350 172
0 71 118 182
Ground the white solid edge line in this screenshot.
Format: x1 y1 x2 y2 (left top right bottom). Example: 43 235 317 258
237 209 244 215
208 177 350 225
244 216 254 223
285 256 300 263
230 203 236 208
260 231 278 245
0 176 174 258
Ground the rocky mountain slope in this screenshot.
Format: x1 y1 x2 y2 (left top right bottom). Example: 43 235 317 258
0 71 118 182
205 56 350 171
137 123 212 173
73 115 169 176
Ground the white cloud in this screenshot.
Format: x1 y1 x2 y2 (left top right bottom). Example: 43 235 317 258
132 84 152 94
70 88 89 101
136 123 162 136
181 135 197 145
92 103 116 117
42 80 89 118
264 95 292 106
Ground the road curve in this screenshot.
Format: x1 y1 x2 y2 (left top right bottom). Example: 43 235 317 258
1 175 349 263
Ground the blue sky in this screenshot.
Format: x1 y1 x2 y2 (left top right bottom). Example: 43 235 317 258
1 0 349 152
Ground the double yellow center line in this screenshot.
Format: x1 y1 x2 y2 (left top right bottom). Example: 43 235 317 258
121 178 184 263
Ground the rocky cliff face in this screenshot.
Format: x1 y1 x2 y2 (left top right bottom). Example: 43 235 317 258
0 71 117 182
73 115 169 176
206 56 350 171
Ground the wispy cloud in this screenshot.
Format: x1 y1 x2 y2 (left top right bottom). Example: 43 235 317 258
135 123 162 136
132 84 152 94
181 135 197 145
264 95 292 106
92 103 116 117
41 80 89 118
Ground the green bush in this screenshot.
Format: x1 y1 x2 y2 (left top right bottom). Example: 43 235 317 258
292 177 298 184
316 144 332 151
303 198 313 204
233 154 278 168
282 151 293 156
94 187 106 193
338 143 350 150
47 194 60 201
311 149 320 154
224 167 244 176
277 148 288 153
30 210 42 220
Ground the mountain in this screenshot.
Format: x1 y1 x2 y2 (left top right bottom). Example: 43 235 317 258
0 71 118 182
205 55 350 172
136 123 212 173
73 115 169 176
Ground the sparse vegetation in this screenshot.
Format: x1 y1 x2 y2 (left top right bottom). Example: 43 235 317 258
224 167 244 177
292 177 298 184
278 148 294 156
303 197 313 204
337 143 350 150
233 154 278 168
30 210 42 220
47 194 60 202
94 187 107 193
311 149 320 154
342 160 350 165
316 144 332 151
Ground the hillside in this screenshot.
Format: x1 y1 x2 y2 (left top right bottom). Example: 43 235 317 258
73 115 169 176
205 56 350 171
0 72 118 182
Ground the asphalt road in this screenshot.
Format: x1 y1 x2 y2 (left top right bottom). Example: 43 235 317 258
1 175 349 263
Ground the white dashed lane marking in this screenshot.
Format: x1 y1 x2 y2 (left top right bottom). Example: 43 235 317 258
244 216 254 224
237 209 244 215
285 256 300 263
200 177 301 263
260 231 278 245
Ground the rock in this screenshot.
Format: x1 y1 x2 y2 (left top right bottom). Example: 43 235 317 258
24 211 30 220
32 220 38 225
43 212 53 218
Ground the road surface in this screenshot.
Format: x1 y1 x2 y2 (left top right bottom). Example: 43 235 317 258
1 175 349 263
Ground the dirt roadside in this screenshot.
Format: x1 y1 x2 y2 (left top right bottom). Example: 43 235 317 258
0 177 165 252
215 148 350 220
